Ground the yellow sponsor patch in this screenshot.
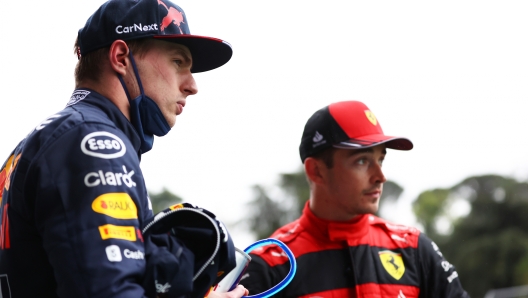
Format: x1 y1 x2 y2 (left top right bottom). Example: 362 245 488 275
365 110 378 126
169 203 184 210
98 224 136 241
379 250 405 280
92 193 137 219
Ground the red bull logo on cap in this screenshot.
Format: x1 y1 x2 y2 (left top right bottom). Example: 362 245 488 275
158 0 186 33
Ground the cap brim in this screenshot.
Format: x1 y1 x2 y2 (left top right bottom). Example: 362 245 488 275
154 35 232 73
334 134 413 151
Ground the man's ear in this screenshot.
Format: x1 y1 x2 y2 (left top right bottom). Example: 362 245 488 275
109 40 130 76
304 157 326 185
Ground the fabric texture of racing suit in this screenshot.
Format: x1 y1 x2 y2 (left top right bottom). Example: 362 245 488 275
0 89 153 297
240 202 470 298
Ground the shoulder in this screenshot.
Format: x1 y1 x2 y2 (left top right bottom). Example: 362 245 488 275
369 215 421 235
14 106 139 180
416 232 445 257
29 105 126 151
271 219 304 243
41 102 120 137
367 214 422 249
248 220 303 267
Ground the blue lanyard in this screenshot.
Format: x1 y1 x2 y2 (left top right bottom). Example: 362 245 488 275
242 238 297 298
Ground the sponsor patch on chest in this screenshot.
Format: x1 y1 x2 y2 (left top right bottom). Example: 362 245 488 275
81 131 126 159
379 250 405 280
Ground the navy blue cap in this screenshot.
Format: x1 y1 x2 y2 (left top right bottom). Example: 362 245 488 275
78 0 232 73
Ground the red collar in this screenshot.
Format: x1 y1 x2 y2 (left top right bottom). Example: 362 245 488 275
299 202 371 241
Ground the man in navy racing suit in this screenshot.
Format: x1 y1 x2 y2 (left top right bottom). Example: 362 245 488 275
0 0 247 297
240 101 469 297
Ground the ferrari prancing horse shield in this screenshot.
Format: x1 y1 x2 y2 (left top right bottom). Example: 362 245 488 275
379 250 405 280
364 110 378 126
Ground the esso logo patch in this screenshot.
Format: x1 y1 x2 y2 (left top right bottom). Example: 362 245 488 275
81 131 126 159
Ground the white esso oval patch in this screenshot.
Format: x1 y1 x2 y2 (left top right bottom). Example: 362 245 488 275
81 131 126 159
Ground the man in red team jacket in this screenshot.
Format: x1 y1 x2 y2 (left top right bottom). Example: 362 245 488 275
240 101 469 297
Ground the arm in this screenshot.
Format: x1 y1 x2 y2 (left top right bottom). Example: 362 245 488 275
417 233 470 298
239 254 280 297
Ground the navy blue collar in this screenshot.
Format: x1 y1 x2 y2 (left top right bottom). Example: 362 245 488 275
69 88 143 158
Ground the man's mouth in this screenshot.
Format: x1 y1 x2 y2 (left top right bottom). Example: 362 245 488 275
176 102 185 115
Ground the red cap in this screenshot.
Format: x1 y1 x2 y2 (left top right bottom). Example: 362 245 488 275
299 101 413 162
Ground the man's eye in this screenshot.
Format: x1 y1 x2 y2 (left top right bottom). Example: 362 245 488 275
357 158 367 165
174 59 182 66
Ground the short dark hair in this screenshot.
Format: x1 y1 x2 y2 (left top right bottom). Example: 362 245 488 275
73 38 156 87
311 147 336 169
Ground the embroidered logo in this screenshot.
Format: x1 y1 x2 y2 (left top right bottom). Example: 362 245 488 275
365 110 378 126
67 90 90 106
115 23 158 34
313 131 324 142
447 271 459 283
156 281 171 293
312 131 326 148
84 166 136 188
158 0 185 33
169 203 185 210
431 241 443 257
99 224 136 241
80 131 126 159
105 245 122 262
92 193 138 219
35 114 62 131
379 250 405 280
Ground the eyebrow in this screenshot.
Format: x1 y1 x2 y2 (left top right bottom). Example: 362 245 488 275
172 47 192 65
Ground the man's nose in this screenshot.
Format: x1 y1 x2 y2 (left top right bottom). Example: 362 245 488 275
183 73 198 95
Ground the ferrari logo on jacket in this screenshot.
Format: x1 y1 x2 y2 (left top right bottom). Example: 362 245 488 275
379 250 405 280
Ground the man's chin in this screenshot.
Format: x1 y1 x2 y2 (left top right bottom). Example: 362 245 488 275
363 203 380 215
167 116 176 128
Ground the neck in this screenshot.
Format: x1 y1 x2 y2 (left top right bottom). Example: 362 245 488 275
77 76 132 120
309 189 359 222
